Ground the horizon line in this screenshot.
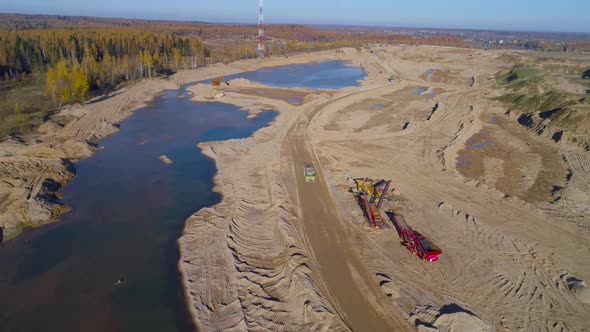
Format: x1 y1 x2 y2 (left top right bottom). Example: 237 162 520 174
2 12 590 36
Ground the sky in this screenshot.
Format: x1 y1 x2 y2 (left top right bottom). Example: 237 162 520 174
1 0 589 33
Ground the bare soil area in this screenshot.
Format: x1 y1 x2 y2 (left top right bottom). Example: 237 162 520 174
178 45 590 331
2 45 590 332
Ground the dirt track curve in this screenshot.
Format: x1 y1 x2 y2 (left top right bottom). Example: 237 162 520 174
283 84 412 331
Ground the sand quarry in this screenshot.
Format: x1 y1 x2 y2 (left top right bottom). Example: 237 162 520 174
178 46 590 331
2 46 590 331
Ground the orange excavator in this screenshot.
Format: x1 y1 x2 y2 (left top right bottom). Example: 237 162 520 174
212 76 229 86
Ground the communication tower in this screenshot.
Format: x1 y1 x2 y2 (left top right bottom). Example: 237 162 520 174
257 0 265 57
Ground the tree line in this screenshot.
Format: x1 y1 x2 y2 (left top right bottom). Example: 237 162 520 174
0 28 205 108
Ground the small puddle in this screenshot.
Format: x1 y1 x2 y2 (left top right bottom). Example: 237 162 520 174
287 96 304 105
466 131 492 150
414 87 428 96
457 156 472 167
425 69 437 81
467 140 492 150
369 103 386 110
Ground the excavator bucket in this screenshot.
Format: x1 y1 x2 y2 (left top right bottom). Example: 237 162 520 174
212 76 224 86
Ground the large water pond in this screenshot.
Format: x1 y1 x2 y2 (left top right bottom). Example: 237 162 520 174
0 60 365 331
232 60 366 89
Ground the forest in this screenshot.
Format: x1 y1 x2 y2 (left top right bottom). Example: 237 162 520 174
1 28 204 102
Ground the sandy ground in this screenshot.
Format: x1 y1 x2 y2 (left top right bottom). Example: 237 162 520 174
178 45 590 331
2 45 590 331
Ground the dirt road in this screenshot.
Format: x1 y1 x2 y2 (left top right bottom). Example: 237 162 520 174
283 85 411 331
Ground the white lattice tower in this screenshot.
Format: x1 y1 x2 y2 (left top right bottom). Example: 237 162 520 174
257 0 265 57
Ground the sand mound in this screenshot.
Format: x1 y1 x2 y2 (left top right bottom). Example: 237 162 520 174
412 304 491 332
187 83 222 100
561 274 590 305
227 78 265 87
0 156 74 240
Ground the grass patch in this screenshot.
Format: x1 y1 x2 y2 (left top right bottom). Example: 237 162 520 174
578 78 590 89
0 75 54 138
549 105 590 134
496 91 577 114
496 66 590 141
496 66 548 92
503 66 541 82
497 91 590 136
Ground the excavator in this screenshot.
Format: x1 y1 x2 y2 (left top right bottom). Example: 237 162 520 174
211 76 229 86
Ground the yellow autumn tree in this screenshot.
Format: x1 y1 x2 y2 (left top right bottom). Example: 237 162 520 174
57 60 71 107
14 103 23 114
173 48 182 70
144 52 154 78
46 67 58 108
45 59 71 110
72 68 89 102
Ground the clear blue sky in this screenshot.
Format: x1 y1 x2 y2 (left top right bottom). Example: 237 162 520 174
1 0 589 33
